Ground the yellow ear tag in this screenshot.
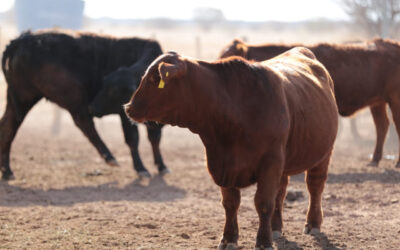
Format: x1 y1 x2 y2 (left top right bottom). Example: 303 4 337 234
158 79 165 88
158 72 168 89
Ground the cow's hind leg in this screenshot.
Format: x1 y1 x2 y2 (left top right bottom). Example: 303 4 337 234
120 113 150 178
388 98 400 168
146 122 169 175
71 110 118 166
0 89 41 180
369 103 389 167
254 153 283 250
304 155 330 234
271 175 289 239
218 187 240 250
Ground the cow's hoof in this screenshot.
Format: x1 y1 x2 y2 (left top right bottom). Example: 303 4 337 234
1 172 15 181
303 227 320 235
255 246 273 250
218 242 237 250
159 168 170 176
137 171 151 179
106 158 120 167
272 230 282 240
367 160 379 167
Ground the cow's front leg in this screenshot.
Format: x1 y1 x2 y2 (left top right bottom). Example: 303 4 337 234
120 112 150 178
71 111 118 166
218 187 241 250
254 154 283 250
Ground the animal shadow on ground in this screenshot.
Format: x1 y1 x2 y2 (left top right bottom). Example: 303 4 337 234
275 235 303 250
311 232 342 250
0 175 186 207
326 169 400 184
290 169 400 184
275 232 341 250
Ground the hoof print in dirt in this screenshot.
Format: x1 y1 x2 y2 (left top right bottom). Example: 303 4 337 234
180 233 190 239
218 242 237 250
82 169 103 177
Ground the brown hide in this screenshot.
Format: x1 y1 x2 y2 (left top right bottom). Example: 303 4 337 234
220 38 400 167
219 38 392 115
125 48 338 248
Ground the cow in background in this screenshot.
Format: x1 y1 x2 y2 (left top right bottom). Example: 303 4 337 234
125 49 338 249
0 30 169 180
220 38 400 168
89 49 169 178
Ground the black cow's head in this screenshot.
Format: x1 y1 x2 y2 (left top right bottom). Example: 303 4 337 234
89 66 142 117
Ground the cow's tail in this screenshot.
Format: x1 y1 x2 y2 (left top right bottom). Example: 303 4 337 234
1 39 14 85
1 31 33 121
2 31 32 85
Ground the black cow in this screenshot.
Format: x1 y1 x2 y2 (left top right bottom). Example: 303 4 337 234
0 30 169 180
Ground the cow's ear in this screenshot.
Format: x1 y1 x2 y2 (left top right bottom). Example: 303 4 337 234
233 39 243 46
235 42 246 52
158 61 185 82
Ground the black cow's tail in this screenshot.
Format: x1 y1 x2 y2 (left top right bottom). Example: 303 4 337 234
1 39 13 85
2 31 31 85
1 31 32 121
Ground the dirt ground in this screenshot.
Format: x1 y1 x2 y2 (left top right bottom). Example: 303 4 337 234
0 86 399 250
0 24 399 249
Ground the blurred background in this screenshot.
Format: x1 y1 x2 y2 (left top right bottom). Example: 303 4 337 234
1 0 399 60
0 0 398 150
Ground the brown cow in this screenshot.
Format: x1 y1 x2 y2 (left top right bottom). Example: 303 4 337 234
220 38 400 168
125 48 338 249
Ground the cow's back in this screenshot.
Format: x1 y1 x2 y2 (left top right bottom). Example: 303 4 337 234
265 47 338 175
2 30 160 103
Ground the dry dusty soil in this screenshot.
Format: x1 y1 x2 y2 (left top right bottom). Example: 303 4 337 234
0 98 400 250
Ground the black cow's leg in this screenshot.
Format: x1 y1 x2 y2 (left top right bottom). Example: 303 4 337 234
271 175 289 239
369 103 389 167
218 187 241 250
119 112 150 178
0 90 41 180
71 110 118 166
146 122 169 175
304 154 330 234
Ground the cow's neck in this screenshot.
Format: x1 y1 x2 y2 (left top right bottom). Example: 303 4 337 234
177 63 244 139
